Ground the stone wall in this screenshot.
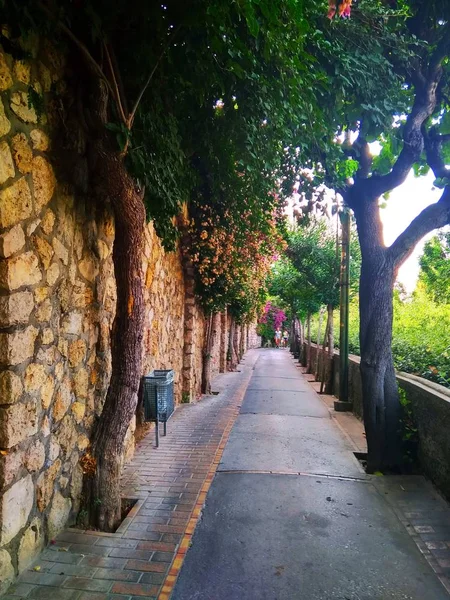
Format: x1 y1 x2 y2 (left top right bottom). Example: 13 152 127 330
0 38 259 590
0 41 210 591
304 342 450 502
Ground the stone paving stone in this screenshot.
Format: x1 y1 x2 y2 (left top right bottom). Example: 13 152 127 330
110 582 159 596
124 560 168 573
28 587 80 600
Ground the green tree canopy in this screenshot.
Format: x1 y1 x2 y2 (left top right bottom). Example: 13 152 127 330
418 232 450 304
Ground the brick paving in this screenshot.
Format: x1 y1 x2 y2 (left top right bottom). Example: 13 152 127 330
3 351 257 600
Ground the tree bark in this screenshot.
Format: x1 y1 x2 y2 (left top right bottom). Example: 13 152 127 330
299 319 305 366
228 318 237 371
306 313 312 373
352 197 402 472
233 322 240 365
86 149 146 531
319 310 330 392
202 313 219 394
315 307 324 380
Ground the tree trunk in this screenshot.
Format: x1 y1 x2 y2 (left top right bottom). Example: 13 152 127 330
319 312 330 392
239 324 245 358
228 318 237 371
219 310 227 373
354 199 402 473
202 313 219 394
306 313 312 373
299 319 305 366
321 303 334 394
315 308 324 380
85 150 146 531
233 322 240 365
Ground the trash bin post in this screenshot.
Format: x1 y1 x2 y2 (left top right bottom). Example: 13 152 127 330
142 370 174 448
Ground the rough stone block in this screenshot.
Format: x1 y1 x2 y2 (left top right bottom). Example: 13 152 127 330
53 379 72 422
36 459 61 512
30 129 50 152
61 312 82 335
25 440 46 472
10 91 37 123
0 326 38 366
11 133 33 174
35 297 53 322
0 474 34 545
0 252 41 290
18 517 43 571
0 224 26 258
53 237 69 267
47 491 72 540
0 53 13 91
0 446 24 488
41 374 55 409
13 59 31 84
0 400 38 448
32 156 56 210
68 340 86 368
0 290 34 327
33 235 54 269
71 401 85 424
47 262 60 286
55 415 78 458
0 141 15 184
73 368 88 399
0 370 23 405
0 178 33 229
41 208 55 234
24 363 47 393
0 549 15 596
0 98 11 138
79 256 98 282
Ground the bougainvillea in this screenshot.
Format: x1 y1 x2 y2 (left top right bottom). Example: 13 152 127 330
257 301 287 343
328 0 352 19
183 194 285 322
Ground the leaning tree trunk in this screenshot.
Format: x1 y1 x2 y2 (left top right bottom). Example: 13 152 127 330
202 313 219 394
86 149 146 531
228 318 237 371
233 322 240 364
355 200 402 473
239 324 245 358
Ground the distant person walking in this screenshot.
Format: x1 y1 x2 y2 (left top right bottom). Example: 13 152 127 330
274 328 282 348
282 329 289 348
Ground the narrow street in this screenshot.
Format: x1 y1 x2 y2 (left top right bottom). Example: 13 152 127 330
6 349 450 600
172 349 449 600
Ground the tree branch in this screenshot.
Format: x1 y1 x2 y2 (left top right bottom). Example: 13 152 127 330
37 2 115 102
128 26 180 129
423 127 450 180
366 37 449 199
389 186 450 269
103 42 128 126
353 136 372 180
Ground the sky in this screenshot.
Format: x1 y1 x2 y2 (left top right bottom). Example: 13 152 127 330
380 170 442 292
288 167 446 294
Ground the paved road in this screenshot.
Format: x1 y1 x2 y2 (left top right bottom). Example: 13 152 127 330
172 348 449 600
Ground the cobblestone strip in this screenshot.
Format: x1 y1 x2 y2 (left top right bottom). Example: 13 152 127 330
3 352 257 600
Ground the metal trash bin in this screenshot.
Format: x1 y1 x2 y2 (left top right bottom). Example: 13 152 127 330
143 370 174 447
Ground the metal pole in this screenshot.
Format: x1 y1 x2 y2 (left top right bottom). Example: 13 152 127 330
338 207 350 404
